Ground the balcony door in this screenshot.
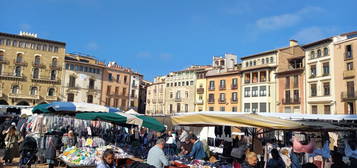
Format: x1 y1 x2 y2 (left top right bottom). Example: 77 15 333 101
347 81 355 97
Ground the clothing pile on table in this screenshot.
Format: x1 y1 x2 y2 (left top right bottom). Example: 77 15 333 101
60 146 96 166
170 156 231 168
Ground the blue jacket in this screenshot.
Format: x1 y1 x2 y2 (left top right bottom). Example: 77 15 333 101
187 140 206 160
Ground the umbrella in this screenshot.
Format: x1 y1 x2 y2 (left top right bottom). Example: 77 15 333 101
32 102 120 113
75 112 165 132
32 104 50 113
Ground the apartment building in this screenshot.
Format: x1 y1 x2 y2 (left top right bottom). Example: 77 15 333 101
128 73 143 111
0 32 65 106
240 50 278 113
101 62 131 110
275 40 305 113
333 32 357 114
194 70 208 111
138 80 151 114
145 76 166 115
62 54 104 104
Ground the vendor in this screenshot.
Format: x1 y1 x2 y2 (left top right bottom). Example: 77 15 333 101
187 134 206 160
147 138 173 168
62 130 77 149
180 138 193 155
97 149 116 168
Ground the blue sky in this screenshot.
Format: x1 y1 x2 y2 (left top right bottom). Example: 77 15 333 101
1 0 356 80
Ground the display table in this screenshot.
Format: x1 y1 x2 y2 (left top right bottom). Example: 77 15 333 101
166 161 190 168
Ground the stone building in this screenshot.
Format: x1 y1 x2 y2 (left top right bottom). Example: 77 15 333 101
0 32 65 106
128 73 143 111
138 80 151 114
101 62 131 111
62 54 104 104
145 76 166 115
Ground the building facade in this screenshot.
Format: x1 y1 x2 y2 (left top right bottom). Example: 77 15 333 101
62 54 104 104
303 38 335 114
0 32 65 106
138 80 150 114
145 76 166 115
128 73 143 111
194 70 208 111
101 62 131 111
240 51 278 113
275 40 305 114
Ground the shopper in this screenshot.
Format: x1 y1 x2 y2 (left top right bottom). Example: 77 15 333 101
241 152 258 168
3 126 21 164
165 130 177 155
280 148 291 168
331 152 348 168
187 134 206 160
267 148 285 168
290 152 302 168
97 149 116 168
180 138 193 155
147 138 172 168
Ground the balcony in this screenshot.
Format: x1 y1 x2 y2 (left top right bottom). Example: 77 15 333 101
32 76 61 84
219 86 226 91
282 98 301 104
8 93 40 100
175 98 182 102
32 62 46 69
45 96 58 101
218 99 226 104
130 94 138 99
208 87 215 91
14 60 28 66
131 84 138 89
341 91 357 101
49 64 62 70
195 99 204 105
231 85 238 90
0 72 26 81
343 70 355 79
0 58 9 64
231 99 238 104
208 99 215 104
197 88 204 94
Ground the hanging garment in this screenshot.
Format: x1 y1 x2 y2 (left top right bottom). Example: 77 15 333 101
345 140 357 159
224 126 231 137
308 140 331 158
328 132 338 150
293 137 315 154
215 126 223 137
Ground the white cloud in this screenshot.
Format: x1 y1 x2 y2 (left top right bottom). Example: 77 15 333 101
86 42 99 50
292 27 338 43
19 24 31 31
255 6 324 30
159 53 173 61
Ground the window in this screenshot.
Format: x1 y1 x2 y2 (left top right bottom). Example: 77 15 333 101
30 87 37 96
293 90 299 102
0 51 4 61
245 62 249 67
323 82 330 96
114 99 119 107
347 62 354 71
209 81 215 90
220 80 226 89
260 103 267 112
284 107 292 113
5 39 11 46
50 70 56 80
36 44 41 50
48 88 55 96
270 57 274 63
176 103 181 112
89 79 95 89
208 94 215 103
42 44 47 51
186 81 189 86
33 68 39 79
106 86 111 95
317 49 321 57
244 73 251 84
262 58 265 64
115 87 119 95
323 47 329 56
249 61 252 66
260 71 267 82
169 104 173 113
69 76 76 88
253 60 256 66
15 66 21 77
312 105 318 114
232 78 238 89
176 91 181 99
244 103 250 112
324 105 331 114
310 65 316 78
310 51 315 59
190 81 194 85
185 104 188 112
16 53 23 63
52 58 57 66
12 40 18 47
244 87 250 97
322 62 330 76
285 76 290 89
87 95 93 103
12 85 19 94
209 107 214 111
0 64 2 75
311 84 317 97
70 64 74 70
346 45 352 59
232 92 238 102
219 93 226 102
121 99 126 107
220 107 225 112
54 46 59 53
266 58 269 63
185 91 189 98
67 93 74 102
108 73 113 81
252 87 258 97
34 56 41 65
260 86 267 96
84 66 88 72
170 92 173 99
124 76 128 84
182 81 185 86
122 88 127 95
293 75 298 88
232 106 237 112
105 98 111 106
252 103 258 113
285 90 291 103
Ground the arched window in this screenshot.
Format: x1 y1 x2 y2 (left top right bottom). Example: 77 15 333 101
48 88 55 96
33 68 39 79
30 87 38 95
15 66 21 77
220 60 225 66
34 56 41 65
310 51 315 59
12 85 19 94
67 93 74 102
87 95 93 103
50 70 56 80
323 47 329 56
52 58 57 66
317 49 321 57
16 53 22 63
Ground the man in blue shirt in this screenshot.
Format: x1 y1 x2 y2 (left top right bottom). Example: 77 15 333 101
187 134 206 160
147 138 173 168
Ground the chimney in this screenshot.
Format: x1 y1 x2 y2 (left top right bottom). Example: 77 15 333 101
289 40 298 47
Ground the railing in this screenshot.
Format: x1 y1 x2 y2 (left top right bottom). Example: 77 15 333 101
231 85 238 90
14 59 28 66
282 98 300 104
175 98 182 102
343 70 355 79
195 99 204 105
208 99 215 104
218 99 226 104
219 86 226 90
49 64 62 70
208 87 215 91
196 88 204 94
8 93 40 99
0 72 26 80
45 96 57 100
231 99 238 104
341 91 357 100
32 76 61 83
0 58 9 64
32 62 46 68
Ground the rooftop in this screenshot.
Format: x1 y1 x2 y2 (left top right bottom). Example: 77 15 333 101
0 32 66 46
